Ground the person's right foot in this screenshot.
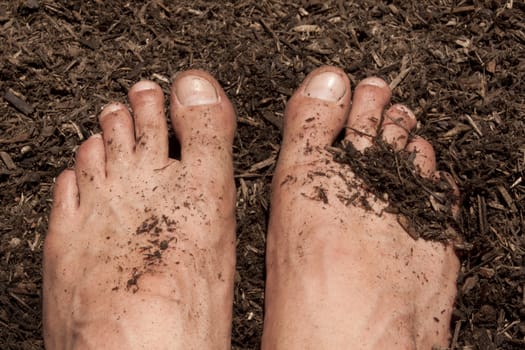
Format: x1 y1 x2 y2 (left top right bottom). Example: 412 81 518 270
43 70 237 349
262 67 460 349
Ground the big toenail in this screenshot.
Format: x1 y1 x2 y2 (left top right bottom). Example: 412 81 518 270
359 77 388 88
175 75 218 106
303 71 346 102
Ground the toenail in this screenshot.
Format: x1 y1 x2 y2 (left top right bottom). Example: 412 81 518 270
393 104 415 119
101 103 125 114
384 105 417 130
132 80 159 92
359 77 388 88
174 75 218 106
303 71 346 102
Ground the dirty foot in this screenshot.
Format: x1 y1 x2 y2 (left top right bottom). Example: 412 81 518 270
43 71 236 349
262 67 460 349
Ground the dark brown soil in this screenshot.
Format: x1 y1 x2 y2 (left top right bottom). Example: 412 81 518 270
1 1 524 349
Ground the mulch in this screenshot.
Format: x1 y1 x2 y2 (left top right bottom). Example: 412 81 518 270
1 1 524 349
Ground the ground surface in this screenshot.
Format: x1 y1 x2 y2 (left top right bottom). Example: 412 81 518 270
1 1 524 349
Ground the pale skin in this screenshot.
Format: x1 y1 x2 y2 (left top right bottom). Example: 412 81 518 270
43 67 460 349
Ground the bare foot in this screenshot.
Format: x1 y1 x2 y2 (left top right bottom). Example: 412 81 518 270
262 67 460 349
43 71 236 349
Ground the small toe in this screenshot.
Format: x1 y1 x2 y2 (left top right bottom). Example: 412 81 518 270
51 169 79 215
406 137 436 178
381 104 417 151
128 80 169 163
75 134 106 202
345 77 391 151
170 70 236 170
280 66 351 166
47 170 78 248
99 103 135 168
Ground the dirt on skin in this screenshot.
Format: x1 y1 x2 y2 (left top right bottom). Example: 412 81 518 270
1 1 524 349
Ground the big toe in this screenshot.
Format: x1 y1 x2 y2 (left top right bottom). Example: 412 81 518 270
170 70 236 178
279 66 351 167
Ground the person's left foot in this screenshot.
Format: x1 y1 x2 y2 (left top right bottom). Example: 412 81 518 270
262 67 459 349
43 71 237 349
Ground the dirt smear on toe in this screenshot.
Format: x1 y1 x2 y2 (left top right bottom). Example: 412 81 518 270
1 1 524 349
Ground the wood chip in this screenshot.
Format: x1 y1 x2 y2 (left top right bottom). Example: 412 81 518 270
465 114 483 136
0 151 17 170
486 60 497 73
510 177 522 189
261 111 283 132
442 124 472 138
292 24 321 33
397 214 419 239
389 67 411 90
450 320 462 350
451 5 477 14
3 90 34 115
455 38 471 48
259 18 281 53
462 275 479 294
388 4 399 14
371 50 384 67
497 185 517 212
478 267 495 278
247 155 276 172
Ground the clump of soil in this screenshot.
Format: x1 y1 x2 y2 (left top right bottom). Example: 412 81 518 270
332 138 461 242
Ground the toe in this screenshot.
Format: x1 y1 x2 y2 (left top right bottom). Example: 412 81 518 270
406 137 436 178
345 77 391 151
47 170 78 250
280 66 351 166
380 104 417 151
50 169 79 215
406 138 460 218
99 103 135 169
170 70 236 169
128 80 169 163
75 134 105 202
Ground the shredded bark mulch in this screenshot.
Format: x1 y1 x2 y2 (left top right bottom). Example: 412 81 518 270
1 1 524 349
